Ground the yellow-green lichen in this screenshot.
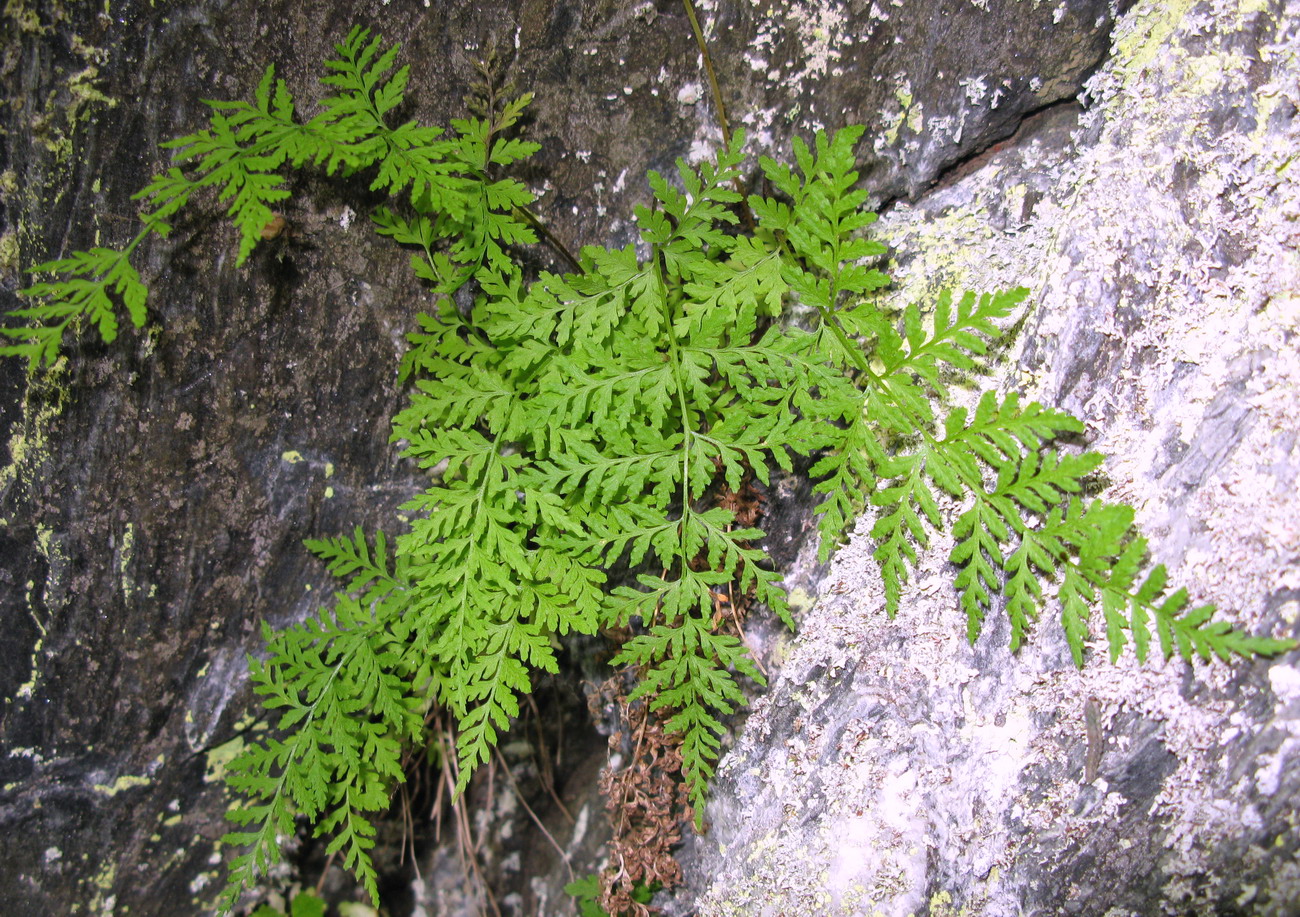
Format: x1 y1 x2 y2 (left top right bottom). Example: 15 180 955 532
15 26 117 228
1111 0 1197 89
882 83 920 146
204 727 254 784
0 358 68 496
84 859 117 916
0 231 18 274
281 449 304 464
1186 49 1249 99
874 200 1001 306
118 522 136 602
14 645 44 699
786 587 816 614
929 889 973 917
93 773 152 797
3 0 46 33
67 64 116 110
12 511 68 700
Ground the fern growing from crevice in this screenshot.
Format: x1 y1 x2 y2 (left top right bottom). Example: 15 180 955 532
744 127 1291 665
5 26 1293 917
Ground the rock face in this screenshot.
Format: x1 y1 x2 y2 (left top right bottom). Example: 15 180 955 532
668 2 1300 916
0 1 1293 916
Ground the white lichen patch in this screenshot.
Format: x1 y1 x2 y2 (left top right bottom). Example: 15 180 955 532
736 0 857 144
690 1 1300 914
744 0 850 91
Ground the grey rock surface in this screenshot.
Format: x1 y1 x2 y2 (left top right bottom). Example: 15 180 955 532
670 1 1300 915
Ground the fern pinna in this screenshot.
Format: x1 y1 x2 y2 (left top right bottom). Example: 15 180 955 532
4 27 1291 914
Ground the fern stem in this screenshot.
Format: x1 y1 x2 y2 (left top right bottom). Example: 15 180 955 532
122 224 155 258
820 305 884 385
682 0 731 142
512 204 581 273
681 0 753 231
654 243 697 559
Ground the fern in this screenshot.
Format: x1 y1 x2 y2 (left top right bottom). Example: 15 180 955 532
474 130 798 818
1 245 149 367
4 27 468 368
7 26 1293 915
757 126 1290 666
220 577 420 914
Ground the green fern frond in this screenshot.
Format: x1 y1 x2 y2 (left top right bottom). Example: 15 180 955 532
2 245 149 369
476 133 800 815
303 527 405 605
869 450 941 616
882 288 1024 383
318 27 458 207
219 594 421 911
156 64 345 264
612 600 764 815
